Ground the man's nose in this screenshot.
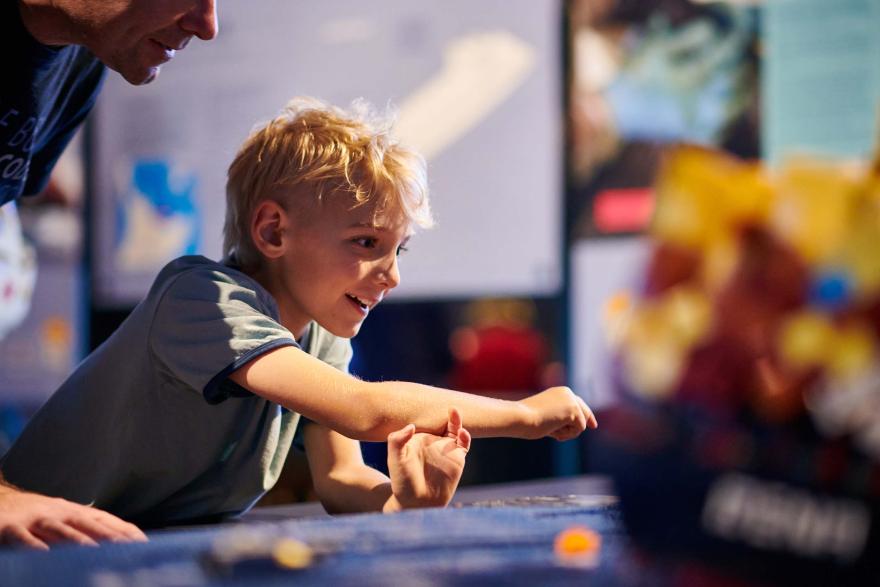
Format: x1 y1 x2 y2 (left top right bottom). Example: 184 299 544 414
181 0 219 41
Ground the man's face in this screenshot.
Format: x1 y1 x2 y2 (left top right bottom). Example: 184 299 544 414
277 196 412 339
75 0 218 85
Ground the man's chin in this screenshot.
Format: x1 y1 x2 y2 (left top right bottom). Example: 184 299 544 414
119 65 160 86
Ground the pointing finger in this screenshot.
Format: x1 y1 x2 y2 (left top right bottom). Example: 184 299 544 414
577 395 598 429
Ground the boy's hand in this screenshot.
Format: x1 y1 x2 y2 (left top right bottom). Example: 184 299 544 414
518 387 598 441
0 486 147 549
387 408 471 509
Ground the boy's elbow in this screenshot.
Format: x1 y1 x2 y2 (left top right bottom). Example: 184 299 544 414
343 412 390 443
341 382 391 442
311 476 342 515
313 480 345 515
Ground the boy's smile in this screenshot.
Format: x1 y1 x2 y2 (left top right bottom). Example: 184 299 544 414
345 292 378 315
253 195 413 340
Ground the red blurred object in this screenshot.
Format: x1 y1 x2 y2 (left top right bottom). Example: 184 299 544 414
593 187 655 233
732 225 809 313
449 325 547 393
643 242 701 297
677 336 753 415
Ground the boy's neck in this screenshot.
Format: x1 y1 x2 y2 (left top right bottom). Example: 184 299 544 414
244 264 310 341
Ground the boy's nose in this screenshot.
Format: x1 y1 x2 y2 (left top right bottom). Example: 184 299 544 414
180 0 219 41
378 254 401 290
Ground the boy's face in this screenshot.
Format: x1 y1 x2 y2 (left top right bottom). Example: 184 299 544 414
276 196 412 339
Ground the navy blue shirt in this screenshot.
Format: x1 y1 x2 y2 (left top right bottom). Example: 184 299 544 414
0 1 106 204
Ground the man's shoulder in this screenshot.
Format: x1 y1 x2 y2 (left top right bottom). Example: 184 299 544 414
3 5 103 78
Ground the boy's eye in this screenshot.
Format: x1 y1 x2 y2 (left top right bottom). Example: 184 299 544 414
353 237 377 248
396 245 408 256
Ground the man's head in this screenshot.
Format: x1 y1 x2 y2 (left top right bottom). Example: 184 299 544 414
224 97 433 338
61 0 218 85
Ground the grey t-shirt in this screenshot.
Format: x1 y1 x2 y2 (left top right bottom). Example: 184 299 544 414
0 256 352 527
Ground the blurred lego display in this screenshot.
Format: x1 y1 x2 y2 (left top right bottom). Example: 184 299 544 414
618 147 880 450
594 145 880 584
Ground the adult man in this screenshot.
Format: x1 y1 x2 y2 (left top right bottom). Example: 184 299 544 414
0 0 218 550
2 0 218 203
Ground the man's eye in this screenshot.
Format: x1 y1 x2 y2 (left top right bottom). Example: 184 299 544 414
354 237 377 248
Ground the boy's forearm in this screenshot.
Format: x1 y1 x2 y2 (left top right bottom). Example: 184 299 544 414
231 346 545 442
315 465 396 514
303 424 405 514
328 380 599 444
363 380 532 441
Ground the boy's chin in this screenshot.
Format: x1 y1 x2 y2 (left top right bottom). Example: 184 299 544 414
323 321 362 339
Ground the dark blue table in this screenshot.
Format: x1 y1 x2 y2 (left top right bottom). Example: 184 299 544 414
0 476 639 587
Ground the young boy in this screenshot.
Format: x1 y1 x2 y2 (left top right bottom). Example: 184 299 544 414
0 97 597 541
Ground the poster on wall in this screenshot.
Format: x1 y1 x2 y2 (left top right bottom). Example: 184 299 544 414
763 0 880 164
92 0 563 307
566 0 761 405
567 0 761 240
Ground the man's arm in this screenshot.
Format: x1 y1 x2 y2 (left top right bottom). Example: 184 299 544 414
230 345 596 443
0 475 147 549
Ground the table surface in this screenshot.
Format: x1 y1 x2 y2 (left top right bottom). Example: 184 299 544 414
0 475 642 587
241 475 615 522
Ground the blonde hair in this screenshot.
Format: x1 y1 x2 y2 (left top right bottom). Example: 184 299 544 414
224 97 432 268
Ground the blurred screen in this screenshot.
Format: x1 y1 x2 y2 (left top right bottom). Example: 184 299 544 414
91 0 564 307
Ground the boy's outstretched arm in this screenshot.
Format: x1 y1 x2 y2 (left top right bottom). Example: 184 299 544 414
303 409 470 513
230 345 597 442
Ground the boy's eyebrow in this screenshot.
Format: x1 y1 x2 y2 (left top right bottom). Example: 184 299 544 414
349 221 415 239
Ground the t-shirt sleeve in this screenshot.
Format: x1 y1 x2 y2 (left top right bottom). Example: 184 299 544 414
319 334 354 374
149 266 297 404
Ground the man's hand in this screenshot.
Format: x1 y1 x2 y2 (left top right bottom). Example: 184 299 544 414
0 485 147 549
518 386 598 441
386 408 471 510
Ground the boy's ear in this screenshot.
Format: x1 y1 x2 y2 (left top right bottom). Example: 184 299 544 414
251 200 289 259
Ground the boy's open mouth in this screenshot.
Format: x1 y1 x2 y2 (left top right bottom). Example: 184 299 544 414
346 294 369 310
